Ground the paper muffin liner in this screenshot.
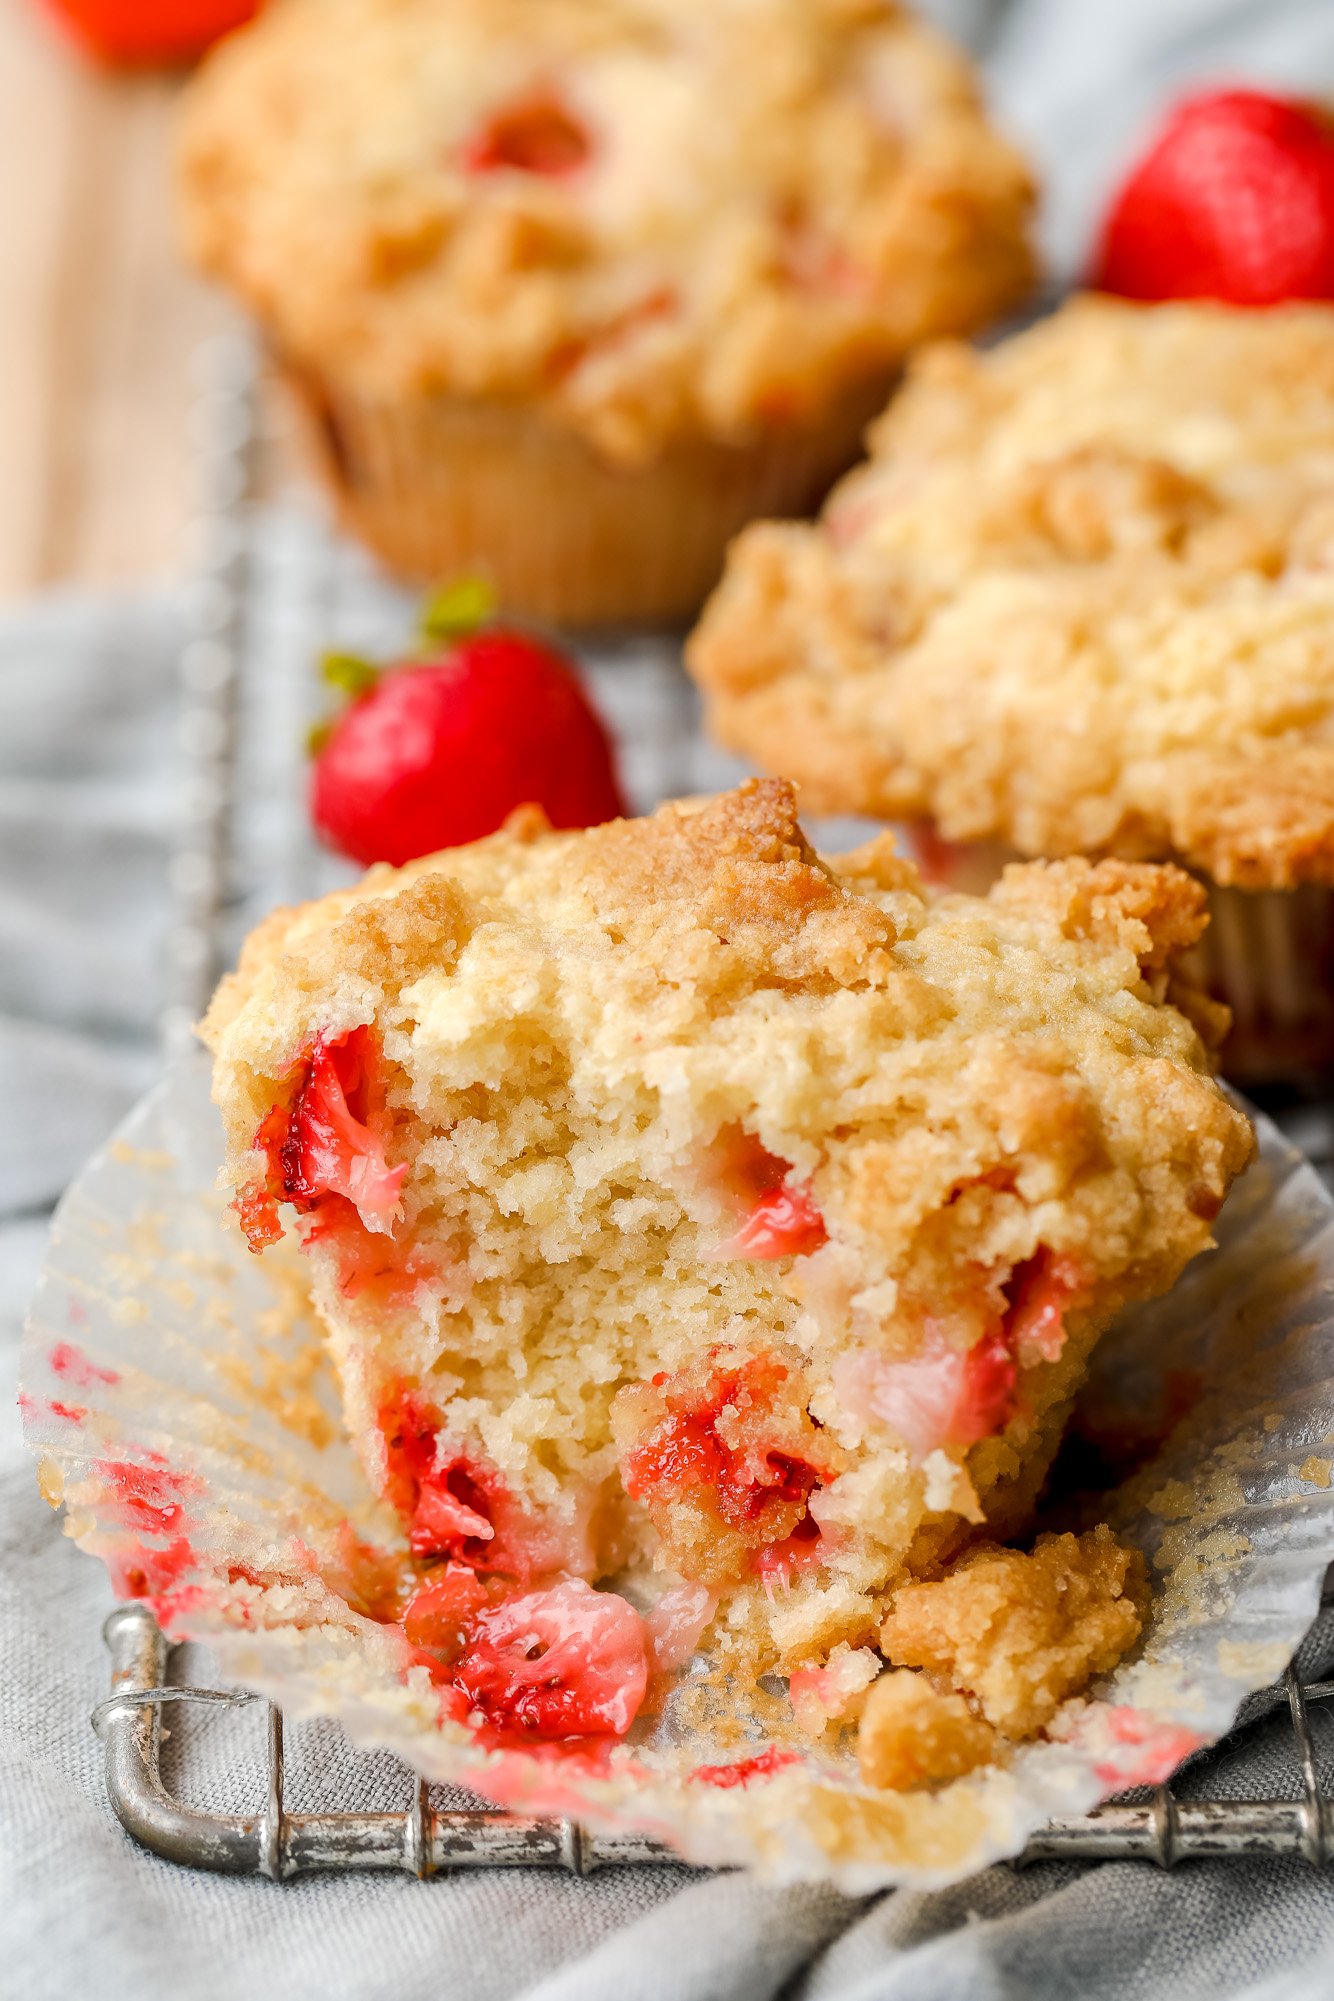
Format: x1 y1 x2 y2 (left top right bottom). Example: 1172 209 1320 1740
1178 882 1334 1088
283 363 886 629
21 1052 1334 1890
902 823 1334 1090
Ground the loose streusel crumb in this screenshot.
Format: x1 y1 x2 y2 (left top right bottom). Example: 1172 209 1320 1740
201 781 1247 1769
177 0 1033 465
689 296 1334 888
879 1525 1149 1737
858 1669 998 1790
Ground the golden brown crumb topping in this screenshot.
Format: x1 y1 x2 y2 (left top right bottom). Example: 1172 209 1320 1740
857 1668 998 1789
879 1525 1148 1736
688 296 1334 887
177 0 1033 463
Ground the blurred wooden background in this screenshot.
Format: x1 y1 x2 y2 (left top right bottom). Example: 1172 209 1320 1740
0 0 231 599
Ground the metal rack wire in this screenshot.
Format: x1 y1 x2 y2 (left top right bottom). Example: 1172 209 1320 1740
109 332 1334 1881
94 1593 1334 1879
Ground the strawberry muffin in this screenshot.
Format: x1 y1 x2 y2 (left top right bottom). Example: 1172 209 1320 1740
177 0 1034 625
201 779 1250 1783
689 296 1334 1082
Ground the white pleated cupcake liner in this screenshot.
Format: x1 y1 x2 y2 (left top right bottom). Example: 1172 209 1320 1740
19 1052 1334 1890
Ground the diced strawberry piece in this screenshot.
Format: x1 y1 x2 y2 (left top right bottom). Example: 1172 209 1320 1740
462 92 591 177
378 1387 444 1523
408 1460 498 1565
376 1388 551 1578
239 1026 405 1250
954 1330 1019 1444
834 1249 1082 1463
835 1326 1017 1463
282 1031 405 1229
643 1582 716 1675
1004 1251 1085 1366
303 1204 436 1306
715 1182 827 1261
755 1512 824 1594
451 1579 648 1744
402 1565 490 1651
690 1745 799 1788
621 1354 825 1535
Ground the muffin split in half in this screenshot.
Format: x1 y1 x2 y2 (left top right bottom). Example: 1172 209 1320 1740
203 782 1250 1775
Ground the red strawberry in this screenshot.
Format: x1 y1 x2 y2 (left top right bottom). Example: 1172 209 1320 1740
715 1182 828 1261
310 589 627 867
1094 88 1334 304
462 92 591 177
450 1579 649 1743
44 0 256 64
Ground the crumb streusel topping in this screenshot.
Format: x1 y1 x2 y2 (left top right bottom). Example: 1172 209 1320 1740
689 297 1334 888
178 0 1034 464
202 782 1249 1783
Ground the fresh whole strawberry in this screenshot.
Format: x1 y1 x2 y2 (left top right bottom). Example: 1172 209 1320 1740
1094 88 1334 304
43 0 257 64
310 584 627 867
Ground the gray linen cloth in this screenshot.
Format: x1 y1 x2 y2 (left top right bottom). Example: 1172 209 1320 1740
9 2 1334 1991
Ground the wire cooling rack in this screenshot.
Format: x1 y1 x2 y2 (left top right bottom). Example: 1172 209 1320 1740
119 331 1334 1882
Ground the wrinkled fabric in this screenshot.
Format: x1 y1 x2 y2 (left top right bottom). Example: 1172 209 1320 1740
9 4 1334 1992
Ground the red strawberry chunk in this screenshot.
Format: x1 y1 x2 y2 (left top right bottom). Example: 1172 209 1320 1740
715 1182 827 1261
621 1354 824 1535
837 1327 1018 1464
835 1248 1084 1462
462 92 592 177
408 1460 498 1565
377 1387 556 1578
1094 89 1334 304
690 1746 799 1788
402 1565 490 1651
451 1579 648 1743
1004 1251 1085 1366
282 1031 404 1227
237 1026 404 1250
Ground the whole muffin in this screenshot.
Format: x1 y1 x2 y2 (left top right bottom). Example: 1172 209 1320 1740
177 0 1034 625
689 295 1334 1083
202 780 1250 1781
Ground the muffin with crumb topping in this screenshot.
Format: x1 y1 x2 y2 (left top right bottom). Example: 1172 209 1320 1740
177 0 1034 625
689 295 1334 1081
201 778 1250 1784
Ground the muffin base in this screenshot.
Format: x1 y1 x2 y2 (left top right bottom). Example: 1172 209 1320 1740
283 365 889 627
902 821 1334 1088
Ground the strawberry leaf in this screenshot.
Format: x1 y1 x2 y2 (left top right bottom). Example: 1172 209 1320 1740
419 577 496 645
321 651 381 699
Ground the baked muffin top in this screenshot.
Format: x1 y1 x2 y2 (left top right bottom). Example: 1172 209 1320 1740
688 296 1334 888
177 0 1034 464
204 779 1247 1354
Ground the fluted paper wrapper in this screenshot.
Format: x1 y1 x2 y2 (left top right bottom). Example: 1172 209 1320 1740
21 1055 1334 1890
